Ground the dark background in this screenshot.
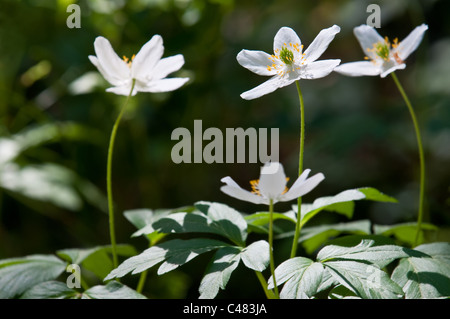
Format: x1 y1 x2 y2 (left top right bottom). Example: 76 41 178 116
0 0 449 298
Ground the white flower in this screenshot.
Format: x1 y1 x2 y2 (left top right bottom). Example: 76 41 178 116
220 162 325 205
334 24 428 78
236 25 341 100
89 35 189 96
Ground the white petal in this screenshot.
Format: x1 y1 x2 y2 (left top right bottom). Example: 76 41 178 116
303 25 341 62
106 85 138 96
396 24 428 61
89 55 126 87
240 75 287 100
220 177 265 205
258 162 287 200
93 37 130 81
301 59 341 79
380 62 406 78
273 27 302 53
334 61 381 77
353 24 384 60
280 171 325 202
139 78 189 93
131 35 164 81
152 54 185 80
237 49 278 76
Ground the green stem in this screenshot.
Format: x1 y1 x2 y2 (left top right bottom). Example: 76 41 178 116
290 80 305 258
268 199 279 298
107 80 136 269
254 271 275 299
136 269 148 294
391 72 426 247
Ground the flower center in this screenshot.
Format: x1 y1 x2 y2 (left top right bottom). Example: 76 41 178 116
267 42 305 77
279 47 294 65
250 178 290 196
122 54 136 68
366 37 399 62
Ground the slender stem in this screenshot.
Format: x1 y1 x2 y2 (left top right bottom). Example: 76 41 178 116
136 270 148 294
268 199 280 298
391 72 426 247
107 80 136 269
290 80 305 258
255 271 275 299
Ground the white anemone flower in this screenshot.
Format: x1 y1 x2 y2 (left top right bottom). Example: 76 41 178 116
236 25 341 100
89 35 189 96
220 162 325 205
334 24 428 78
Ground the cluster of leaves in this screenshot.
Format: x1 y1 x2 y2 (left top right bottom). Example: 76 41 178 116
2 187 449 299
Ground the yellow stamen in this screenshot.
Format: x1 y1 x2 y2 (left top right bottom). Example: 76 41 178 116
250 179 261 196
122 54 136 68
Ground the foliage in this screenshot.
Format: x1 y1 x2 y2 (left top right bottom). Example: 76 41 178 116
1 0 449 300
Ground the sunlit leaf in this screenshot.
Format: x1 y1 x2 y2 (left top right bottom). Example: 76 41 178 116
391 242 450 298
105 238 230 280
199 240 269 299
0 255 66 298
21 281 79 299
81 281 146 299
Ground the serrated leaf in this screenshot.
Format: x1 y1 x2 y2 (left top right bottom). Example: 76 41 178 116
195 201 248 245
81 281 146 299
324 260 404 299
105 239 230 280
240 240 270 272
391 242 450 298
198 240 269 299
199 247 242 299
317 239 411 268
20 281 79 299
268 257 329 299
0 255 67 298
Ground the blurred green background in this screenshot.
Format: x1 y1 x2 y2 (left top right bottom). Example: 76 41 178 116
0 0 449 298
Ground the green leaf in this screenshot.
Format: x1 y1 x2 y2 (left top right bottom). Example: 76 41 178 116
0 254 67 298
323 260 404 299
315 240 410 299
194 201 248 246
21 281 79 299
317 239 411 268
240 240 270 272
268 257 328 299
244 211 295 236
328 284 359 299
198 240 269 299
124 207 194 244
357 187 398 203
374 222 439 246
297 220 372 254
81 281 146 299
293 187 397 229
391 242 450 298
199 247 242 299
104 239 230 280
56 245 137 280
